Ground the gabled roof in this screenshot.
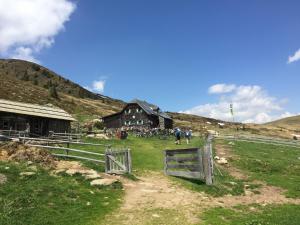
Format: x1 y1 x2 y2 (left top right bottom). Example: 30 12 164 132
130 99 172 119
0 99 75 121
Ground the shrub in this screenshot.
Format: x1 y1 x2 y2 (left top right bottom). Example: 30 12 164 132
94 120 104 130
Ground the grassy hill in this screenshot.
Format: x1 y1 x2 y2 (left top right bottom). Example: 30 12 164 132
0 59 123 101
266 115 300 131
0 59 125 121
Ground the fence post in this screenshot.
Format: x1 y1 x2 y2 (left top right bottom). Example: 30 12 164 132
127 148 132 173
204 136 213 185
163 150 167 175
105 148 110 173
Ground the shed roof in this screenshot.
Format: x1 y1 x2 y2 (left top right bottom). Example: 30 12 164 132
130 99 172 119
0 99 75 121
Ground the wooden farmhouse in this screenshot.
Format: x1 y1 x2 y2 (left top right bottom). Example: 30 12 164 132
0 99 75 136
102 99 173 129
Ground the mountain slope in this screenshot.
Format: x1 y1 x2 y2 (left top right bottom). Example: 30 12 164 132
0 59 124 103
266 115 300 131
0 59 124 121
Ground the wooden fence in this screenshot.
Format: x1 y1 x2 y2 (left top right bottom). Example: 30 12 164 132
0 129 28 138
48 131 82 142
217 134 300 149
22 137 131 174
163 137 214 185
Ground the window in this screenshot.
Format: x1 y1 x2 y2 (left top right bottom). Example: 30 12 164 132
136 108 143 113
125 109 132 114
124 121 131 126
137 120 144 125
0 119 10 130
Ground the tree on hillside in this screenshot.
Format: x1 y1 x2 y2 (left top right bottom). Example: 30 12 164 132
49 85 59 99
44 80 52 89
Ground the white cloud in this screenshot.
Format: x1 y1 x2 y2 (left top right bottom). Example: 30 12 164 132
288 48 300 64
10 47 39 63
85 79 106 94
208 84 236 94
92 80 105 93
0 0 76 62
182 84 295 124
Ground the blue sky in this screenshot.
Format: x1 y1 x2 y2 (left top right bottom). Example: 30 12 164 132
0 0 299 123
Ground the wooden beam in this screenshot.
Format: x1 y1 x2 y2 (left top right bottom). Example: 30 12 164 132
52 154 105 163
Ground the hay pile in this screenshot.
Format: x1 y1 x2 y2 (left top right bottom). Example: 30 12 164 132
0 142 56 167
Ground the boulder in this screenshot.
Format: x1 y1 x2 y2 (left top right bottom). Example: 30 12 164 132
20 172 36 176
214 156 220 160
85 172 101 180
217 157 228 165
90 178 118 186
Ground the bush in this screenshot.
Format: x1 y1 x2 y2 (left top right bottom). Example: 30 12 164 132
94 120 104 130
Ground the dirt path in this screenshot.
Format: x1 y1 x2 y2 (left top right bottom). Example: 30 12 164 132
102 171 300 225
103 172 207 225
101 141 300 224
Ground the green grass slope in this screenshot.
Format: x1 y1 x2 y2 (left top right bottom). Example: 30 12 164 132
0 161 123 225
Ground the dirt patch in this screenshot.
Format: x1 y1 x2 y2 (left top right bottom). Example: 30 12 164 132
54 160 119 184
215 143 249 180
213 185 300 207
103 173 300 225
0 142 56 167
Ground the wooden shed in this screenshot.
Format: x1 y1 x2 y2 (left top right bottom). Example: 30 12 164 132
0 99 75 136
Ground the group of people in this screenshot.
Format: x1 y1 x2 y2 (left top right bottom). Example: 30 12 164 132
174 128 192 145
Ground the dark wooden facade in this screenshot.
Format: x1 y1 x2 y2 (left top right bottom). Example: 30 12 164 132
0 99 75 137
0 112 71 136
102 100 173 130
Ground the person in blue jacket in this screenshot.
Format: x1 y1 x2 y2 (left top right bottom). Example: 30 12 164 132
174 128 181 145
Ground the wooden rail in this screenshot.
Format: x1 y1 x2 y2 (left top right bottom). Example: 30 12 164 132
25 143 131 174
217 135 300 149
26 144 105 156
19 137 111 147
52 154 105 163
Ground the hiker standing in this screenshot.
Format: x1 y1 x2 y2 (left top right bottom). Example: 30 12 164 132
174 128 181 145
185 129 192 144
